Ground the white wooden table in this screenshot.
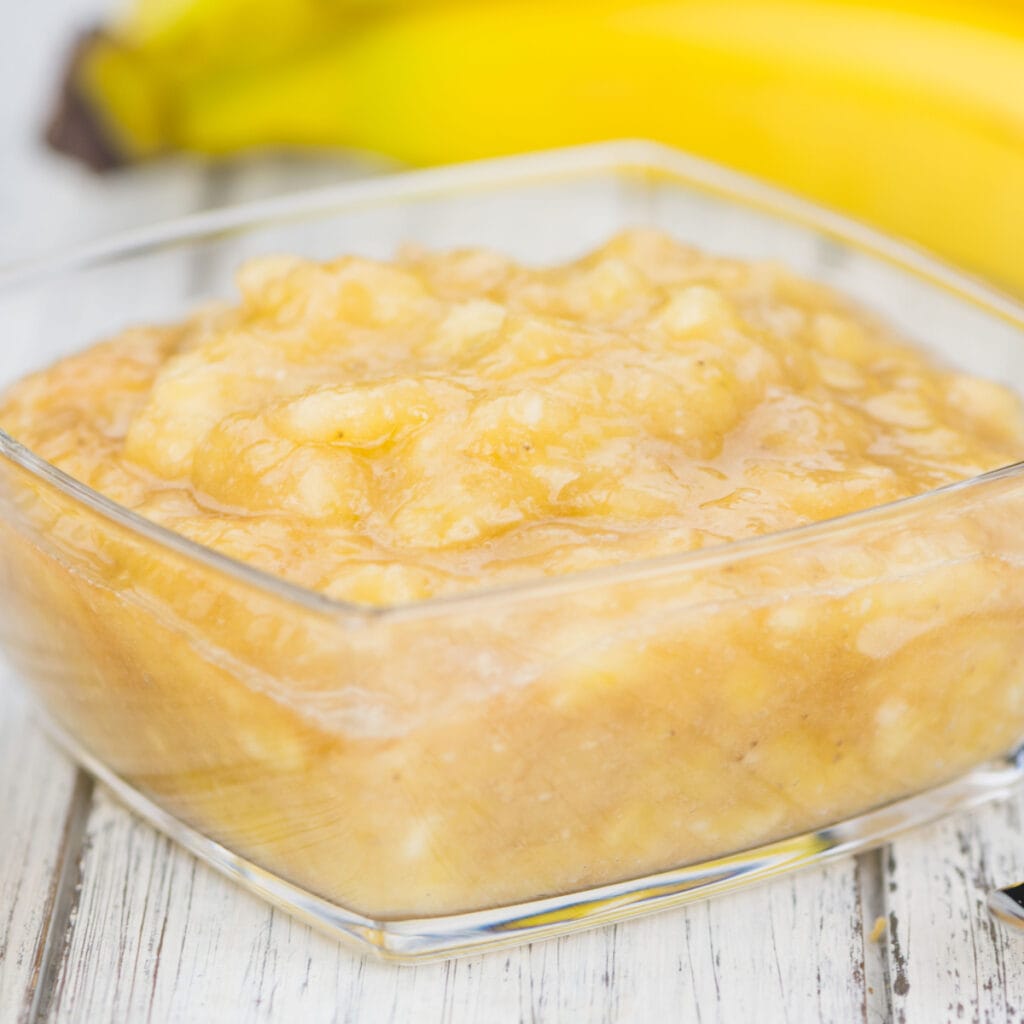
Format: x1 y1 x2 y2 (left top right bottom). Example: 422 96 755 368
4 4 1024 1021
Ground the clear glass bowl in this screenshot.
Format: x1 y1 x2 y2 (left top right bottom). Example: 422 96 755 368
3 141 1024 962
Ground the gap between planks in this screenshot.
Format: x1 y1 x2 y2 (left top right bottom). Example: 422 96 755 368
858 848 895 1024
20 769 93 1024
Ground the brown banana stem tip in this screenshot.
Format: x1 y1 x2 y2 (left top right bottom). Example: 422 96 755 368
44 28 127 172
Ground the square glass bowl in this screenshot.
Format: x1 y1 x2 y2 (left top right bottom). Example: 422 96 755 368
3 141 1024 962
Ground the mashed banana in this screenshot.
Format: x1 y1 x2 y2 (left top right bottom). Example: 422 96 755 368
3 230 1024 920
5 230 1023 603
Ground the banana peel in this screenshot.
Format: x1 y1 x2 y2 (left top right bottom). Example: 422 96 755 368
45 0 1024 293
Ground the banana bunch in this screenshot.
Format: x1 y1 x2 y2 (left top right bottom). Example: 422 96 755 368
48 0 1024 294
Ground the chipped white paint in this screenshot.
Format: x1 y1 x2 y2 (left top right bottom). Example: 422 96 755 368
0 680 82 1022
42 789 872 1024
881 797 1024 1024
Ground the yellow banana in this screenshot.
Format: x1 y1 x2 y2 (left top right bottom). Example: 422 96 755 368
114 0 430 71
48 0 1024 294
50 0 427 154
122 0 332 68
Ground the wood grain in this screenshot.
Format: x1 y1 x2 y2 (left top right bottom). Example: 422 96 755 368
0 681 84 1023
43 789 874 1024
881 794 1024 1024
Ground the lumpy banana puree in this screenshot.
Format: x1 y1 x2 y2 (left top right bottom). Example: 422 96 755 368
4 230 1024 919
4 231 1022 602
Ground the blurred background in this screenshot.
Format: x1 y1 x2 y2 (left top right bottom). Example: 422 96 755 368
5 0 1024 292
3 1 389 264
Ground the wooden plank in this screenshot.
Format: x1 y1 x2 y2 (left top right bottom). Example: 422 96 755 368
880 792 1024 1024
0 149 211 1024
0 135 210 1024
0 680 85 1023
1 4 102 1022
45 784 874 1023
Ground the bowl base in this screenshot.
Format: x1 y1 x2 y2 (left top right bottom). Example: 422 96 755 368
37 711 1024 963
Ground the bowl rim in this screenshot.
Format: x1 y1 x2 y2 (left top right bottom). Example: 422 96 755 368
3 138 1024 624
